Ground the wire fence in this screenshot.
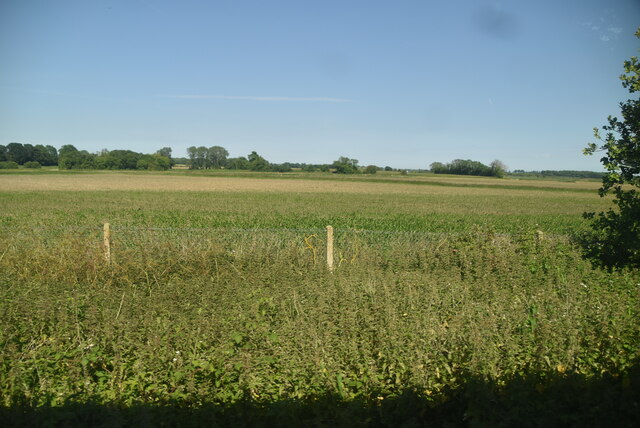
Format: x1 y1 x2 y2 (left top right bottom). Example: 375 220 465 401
0 223 570 280
0 224 520 249
0 223 559 261
0 224 555 242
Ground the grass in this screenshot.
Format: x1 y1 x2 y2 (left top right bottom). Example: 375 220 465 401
0 170 638 426
0 170 609 235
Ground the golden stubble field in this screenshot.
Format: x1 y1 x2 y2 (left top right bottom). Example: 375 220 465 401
0 172 601 197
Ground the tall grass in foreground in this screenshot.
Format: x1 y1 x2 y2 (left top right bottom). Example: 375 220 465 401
1 228 638 426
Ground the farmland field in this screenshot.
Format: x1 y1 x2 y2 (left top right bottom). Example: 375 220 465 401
1 171 638 426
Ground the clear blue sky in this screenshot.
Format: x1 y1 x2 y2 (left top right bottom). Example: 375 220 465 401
1 0 638 170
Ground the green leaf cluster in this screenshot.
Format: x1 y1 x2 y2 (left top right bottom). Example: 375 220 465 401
583 27 640 269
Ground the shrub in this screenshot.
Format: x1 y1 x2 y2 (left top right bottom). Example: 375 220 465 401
0 161 19 169
364 165 379 174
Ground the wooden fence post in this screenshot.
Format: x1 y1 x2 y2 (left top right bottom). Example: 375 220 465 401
326 225 334 272
103 222 111 263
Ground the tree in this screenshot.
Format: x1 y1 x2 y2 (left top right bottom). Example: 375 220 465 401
33 145 58 166
248 151 270 171
58 149 96 169
206 146 229 169
582 27 640 269
332 156 359 174
490 160 507 178
23 144 35 163
226 156 250 170
187 146 209 169
6 143 28 164
137 154 170 171
0 161 19 169
429 162 446 174
195 146 208 169
364 165 379 174
187 146 197 169
156 147 172 158
156 147 174 167
24 161 41 169
58 145 79 158
429 159 505 177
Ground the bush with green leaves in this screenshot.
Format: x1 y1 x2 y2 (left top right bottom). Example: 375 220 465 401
23 161 42 169
583 27 640 270
332 156 359 174
0 161 19 169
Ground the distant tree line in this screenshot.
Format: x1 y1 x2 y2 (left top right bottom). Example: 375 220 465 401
9 142 598 180
327 156 379 174
185 146 380 174
430 159 507 178
0 142 58 169
0 142 389 174
510 170 604 179
0 142 175 171
58 146 172 170
186 146 287 171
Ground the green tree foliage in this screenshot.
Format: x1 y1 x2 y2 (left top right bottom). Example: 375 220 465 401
58 145 79 158
248 151 270 171
58 147 170 171
489 160 507 178
207 146 229 169
156 147 174 166
364 165 379 174
582 28 640 269
332 156 359 174
33 145 58 166
430 159 506 177
186 146 197 169
0 143 58 166
186 146 209 169
96 150 141 170
58 145 94 169
6 143 29 164
136 154 171 171
226 156 250 170
429 162 446 173
0 161 19 169
187 145 229 169
272 162 293 172
58 148 97 169
511 170 604 179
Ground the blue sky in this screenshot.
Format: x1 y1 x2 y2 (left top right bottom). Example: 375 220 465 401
1 0 638 170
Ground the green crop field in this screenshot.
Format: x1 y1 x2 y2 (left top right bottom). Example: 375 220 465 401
1 171 638 427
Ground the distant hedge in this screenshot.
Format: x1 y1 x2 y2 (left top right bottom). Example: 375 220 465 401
0 161 19 169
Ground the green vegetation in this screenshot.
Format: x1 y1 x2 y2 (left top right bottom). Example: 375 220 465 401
23 161 42 169
58 146 171 171
582 27 640 270
0 161 19 169
0 142 58 166
511 170 604 179
0 172 638 426
187 145 229 169
332 156 360 174
430 159 507 178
